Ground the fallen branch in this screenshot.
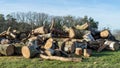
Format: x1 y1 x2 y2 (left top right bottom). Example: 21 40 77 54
40 54 82 62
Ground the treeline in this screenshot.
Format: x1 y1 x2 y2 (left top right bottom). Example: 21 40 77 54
0 12 99 32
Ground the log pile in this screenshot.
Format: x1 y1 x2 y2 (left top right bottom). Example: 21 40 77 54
0 22 119 62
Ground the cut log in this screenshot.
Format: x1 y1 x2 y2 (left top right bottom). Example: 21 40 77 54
44 49 55 56
97 44 108 52
100 29 110 38
22 46 39 58
44 38 53 50
74 41 87 49
75 22 89 30
63 26 83 39
40 54 82 62
32 26 48 34
104 40 120 51
61 40 76 53
14 43 25 55
75 48 82 55
84 49 92 58
0 44 14 56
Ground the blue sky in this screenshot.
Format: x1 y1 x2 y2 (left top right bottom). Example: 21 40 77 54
0 0 120 31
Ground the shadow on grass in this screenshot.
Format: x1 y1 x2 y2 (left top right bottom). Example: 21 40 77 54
92 53 113 57
91 50 114 57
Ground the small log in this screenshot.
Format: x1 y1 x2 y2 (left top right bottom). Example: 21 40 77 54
0 31 6 36
28 36 37 42
61 40 76 53
84 49 92 58
75 48 82 55
100 29 110 38
44 49 55 56
40 54 82 62
14 43 25 55
32 26 48 34
104 40 120 51
22 46 40 58
83 31 95 42
75 22 89 30
63 26 83 39
44 38 53 50
0 44 14 56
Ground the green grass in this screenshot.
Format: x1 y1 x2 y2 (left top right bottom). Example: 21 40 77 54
1 50 120 68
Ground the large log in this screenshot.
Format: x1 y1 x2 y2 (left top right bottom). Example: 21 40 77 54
75 22 89 30
104 40 120 51
22 46 40 58
40 54 82 62
63 26 83 39
32 26 48 34
0 44 14 56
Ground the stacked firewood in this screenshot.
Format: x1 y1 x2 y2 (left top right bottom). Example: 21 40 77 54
0 22 119 62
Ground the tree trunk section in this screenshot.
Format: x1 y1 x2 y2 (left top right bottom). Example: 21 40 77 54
0 44 14 56
40 54 82 62
22 45 39 58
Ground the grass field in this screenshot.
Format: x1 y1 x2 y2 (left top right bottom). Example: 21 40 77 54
0 50 120 68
